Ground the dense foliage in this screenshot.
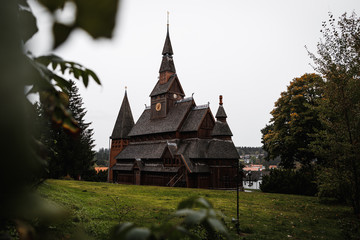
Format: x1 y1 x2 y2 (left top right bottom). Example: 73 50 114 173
308 12 360 215
236 147 266 156
261 73 324 169
95 148 110 166
82 169 108 182
0 0 117 238
40 80 96 179
260 168 317 196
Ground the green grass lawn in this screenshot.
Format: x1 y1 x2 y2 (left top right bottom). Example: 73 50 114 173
37 179 359 239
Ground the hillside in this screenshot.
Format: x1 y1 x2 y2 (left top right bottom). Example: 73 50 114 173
37 180 359 239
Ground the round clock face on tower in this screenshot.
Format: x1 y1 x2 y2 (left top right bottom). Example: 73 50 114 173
155 103 162 111
173 94 177 99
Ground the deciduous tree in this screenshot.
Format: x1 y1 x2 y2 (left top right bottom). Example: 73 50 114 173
308 12 360 215
261 73 324 168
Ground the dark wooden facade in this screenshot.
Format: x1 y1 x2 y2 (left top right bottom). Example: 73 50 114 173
109 25 240 189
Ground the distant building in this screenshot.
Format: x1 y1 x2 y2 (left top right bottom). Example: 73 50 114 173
243 170 263 190
95 167 108 173
243 164 264 172
108 23 240 189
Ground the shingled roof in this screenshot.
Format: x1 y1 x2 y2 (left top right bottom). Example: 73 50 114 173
150 74 184 97
215 105 227 119
115 142 168 159
211 121 233 137
177 139 239 160
180 107 209 132
128 100 194 137
111 91 134 139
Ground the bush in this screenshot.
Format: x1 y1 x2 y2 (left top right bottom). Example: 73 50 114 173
260 168 317 196
316 167 348 203
82 169 108 182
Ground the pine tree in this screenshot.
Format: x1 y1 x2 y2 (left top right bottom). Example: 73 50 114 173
46 80 95 179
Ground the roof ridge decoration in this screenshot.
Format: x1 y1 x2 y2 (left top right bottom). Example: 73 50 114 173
215 95 227 120
194 103 209 110
176 97 193 103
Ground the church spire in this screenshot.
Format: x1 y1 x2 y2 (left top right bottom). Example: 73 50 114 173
111 88 134 139
215 95 228 122
159 12 176 75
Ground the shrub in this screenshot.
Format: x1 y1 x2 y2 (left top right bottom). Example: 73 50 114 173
82 169 108 182
260 168 317 196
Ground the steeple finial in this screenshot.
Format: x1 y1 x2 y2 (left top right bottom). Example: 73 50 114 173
161 12 173 56
159 12 175 73
219 95 223 105
167 11 169 27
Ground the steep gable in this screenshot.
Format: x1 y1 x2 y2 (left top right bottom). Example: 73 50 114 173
111 91 134 139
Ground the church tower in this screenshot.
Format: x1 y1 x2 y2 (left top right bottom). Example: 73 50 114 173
150 21 185 120
109 89 134 182
212 95 233 140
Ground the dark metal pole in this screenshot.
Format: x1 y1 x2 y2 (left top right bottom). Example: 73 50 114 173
236 159 240 234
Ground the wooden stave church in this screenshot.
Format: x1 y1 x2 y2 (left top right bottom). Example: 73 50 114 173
108 25 240 189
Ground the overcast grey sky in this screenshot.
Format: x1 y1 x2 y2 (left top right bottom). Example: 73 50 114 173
27 0 359 150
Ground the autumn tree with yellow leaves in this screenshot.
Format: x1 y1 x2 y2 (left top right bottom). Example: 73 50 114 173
261 73 324 169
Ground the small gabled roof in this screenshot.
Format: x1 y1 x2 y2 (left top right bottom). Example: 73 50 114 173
111 90 134 139
211 121 233 137
128 100 194 137
180 107 210 132
150 74 184 97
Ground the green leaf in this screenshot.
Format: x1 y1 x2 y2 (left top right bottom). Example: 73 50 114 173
74 0 120 39
111 222 135 239
125 228 151 240
173 208 197 217
51 61 58 70
183 209 207 225
38 0 66 12
206 218 227 234
87 69 101 85
177 197 212 210
82 71 89 87
53 22 74 49
52 74 71 91
18 7 38 43
196 197 213 209
60 63 67 74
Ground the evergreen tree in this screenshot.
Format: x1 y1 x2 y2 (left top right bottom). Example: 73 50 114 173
95 147 110 166
47 80 95 179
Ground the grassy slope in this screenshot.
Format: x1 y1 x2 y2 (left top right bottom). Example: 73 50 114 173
38 179 358 239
